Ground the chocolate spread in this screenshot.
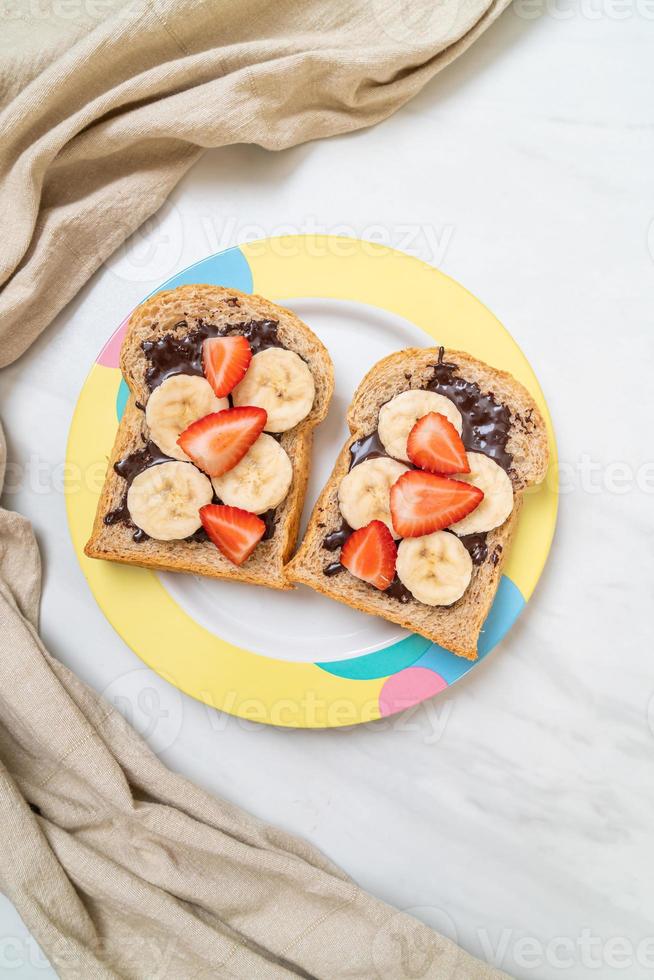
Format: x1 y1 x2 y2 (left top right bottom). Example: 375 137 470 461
105 439 277 544
385 576 413 603
105 318 285 542
426 347 512 472
104 440 171 541
348 431 387 469
323 519 352 551
143 318 282 391
458 532 488 565
324 561 345 577
322 347 512 595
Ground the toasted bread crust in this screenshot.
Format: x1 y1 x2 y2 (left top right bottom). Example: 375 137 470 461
85 285 333 588
286 347 548 657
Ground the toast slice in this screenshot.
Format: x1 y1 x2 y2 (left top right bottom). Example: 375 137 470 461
85 284 334 589
286 347 548 657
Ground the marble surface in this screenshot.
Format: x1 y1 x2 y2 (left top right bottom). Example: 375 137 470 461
1 6 653 978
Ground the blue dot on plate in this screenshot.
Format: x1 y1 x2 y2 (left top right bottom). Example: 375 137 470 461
411 576 526 684
116 378 130 421
114 246 254 422
315 576 525 684
151 246 253 296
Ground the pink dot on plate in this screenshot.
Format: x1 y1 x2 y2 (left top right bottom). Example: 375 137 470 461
379 667 447 718
97 317 129 368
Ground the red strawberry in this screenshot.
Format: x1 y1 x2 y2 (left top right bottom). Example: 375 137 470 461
178 406 266 476
407 412 470 475
390 470 483 538
340 520 397 591
200 504 265 565
203 335 252 397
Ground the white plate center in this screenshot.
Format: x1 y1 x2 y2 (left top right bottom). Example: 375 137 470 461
158 297 431 663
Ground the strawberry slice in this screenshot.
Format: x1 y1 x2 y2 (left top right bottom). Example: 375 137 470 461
407 412 470 475
340 520 397 591
199 504 265 565
390 470 483 538
178 406 266 477
203 335 252 397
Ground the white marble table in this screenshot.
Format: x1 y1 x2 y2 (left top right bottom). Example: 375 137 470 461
1 6 653 978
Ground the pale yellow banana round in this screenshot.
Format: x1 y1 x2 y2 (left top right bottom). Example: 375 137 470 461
338 457 409 538
127 461 213 541
377 389 463 462
232 348 315 432
145 374 228 461
211 433 293 514
449 451 513 535
396 531 472 606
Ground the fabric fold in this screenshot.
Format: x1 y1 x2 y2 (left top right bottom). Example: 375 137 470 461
0 0 510 367
0 438 510 977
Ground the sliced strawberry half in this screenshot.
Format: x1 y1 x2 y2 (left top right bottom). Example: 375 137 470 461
407 412 470 475
203 335 252 397
340 520 397 591
390 470 483 538
178 406 266 477
200 504 265 565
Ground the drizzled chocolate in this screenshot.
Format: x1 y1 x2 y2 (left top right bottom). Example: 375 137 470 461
104 441 172 541
347 348 512 478
260 509 277 541
321 533 487 592
142 318 282 391
386 576 413 603
113 441 170 484
105 438 278 544
323 519 352 551
322 519 351 577
322 346 512 593
348 431 387 469
457 532 488 565
426 347 512 472
105 317 286 542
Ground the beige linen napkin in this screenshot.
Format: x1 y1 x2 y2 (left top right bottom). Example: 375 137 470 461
0 422 508 978
0 1 514 976
0 0 511 367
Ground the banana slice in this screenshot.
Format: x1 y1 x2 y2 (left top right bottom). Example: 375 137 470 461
378 389 463 463
232 348 315 432
127 461 213 540
146 375 228 461
449 452 513 534
396 531 472 606
211 433 293 514
338 457 409 538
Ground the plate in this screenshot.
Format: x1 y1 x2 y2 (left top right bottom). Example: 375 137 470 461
66 236 557 728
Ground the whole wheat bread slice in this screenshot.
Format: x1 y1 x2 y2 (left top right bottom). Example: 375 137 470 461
85 284 334 589
285 348 548 657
